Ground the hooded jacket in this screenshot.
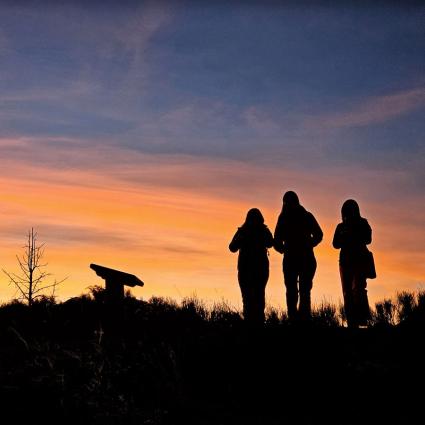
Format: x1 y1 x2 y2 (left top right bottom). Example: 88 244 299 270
229 223 273 270
274 205 323 255
333 217 372 266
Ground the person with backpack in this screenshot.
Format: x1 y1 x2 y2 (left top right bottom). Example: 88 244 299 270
229 208 274 325
333 199 374 328
274 191 323 321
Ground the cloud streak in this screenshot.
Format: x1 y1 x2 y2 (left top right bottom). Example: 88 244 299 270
0 135 424 305
306 87 425 130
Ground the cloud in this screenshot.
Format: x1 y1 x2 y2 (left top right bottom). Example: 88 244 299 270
1 223 137 248
90 2 173 99
0 135 424 305
0 1 174 125
114 2 172 56
0 81 99 103
0 219 208 256
306 87 425 130
243 106 282 134
0 135 316 208
0 134 423 209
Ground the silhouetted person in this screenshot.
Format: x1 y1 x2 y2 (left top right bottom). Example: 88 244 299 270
274 191 323 321
333 199 372 328
229 208 273 325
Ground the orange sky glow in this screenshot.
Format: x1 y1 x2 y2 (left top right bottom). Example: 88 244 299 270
1 139 423 310
1 4 424 312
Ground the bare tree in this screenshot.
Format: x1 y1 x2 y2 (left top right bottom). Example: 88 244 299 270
3 228 66 306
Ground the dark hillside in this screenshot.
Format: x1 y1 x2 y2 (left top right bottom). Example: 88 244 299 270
0 291 424 425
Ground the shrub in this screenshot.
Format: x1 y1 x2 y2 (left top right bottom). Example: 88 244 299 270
373 299 396 326
397 291 416 323
312 301 341 327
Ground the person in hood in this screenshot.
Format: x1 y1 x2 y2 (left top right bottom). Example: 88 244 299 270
274 191 323 321
333 199 372 328
229 208 274 325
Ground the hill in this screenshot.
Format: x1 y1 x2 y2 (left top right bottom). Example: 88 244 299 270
0 289 424 424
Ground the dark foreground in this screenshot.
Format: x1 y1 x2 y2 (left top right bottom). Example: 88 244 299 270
0 291 424 425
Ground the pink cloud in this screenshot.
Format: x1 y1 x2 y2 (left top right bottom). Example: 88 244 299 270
306 87 425 130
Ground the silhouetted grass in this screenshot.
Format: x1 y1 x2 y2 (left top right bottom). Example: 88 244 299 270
311 300 342 327
0 288 424 424
372 290 425 327
374 298 396 326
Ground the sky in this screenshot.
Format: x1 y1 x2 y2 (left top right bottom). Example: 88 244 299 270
0 1 424 309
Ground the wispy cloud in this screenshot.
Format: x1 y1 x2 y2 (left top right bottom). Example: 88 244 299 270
243 106 281 134
0 81 99 103
0 222 208 257
0 2 173 122
306 87 425 130
87 1 173 97
1 223 137 248
1 134 423 206
1 134 424 305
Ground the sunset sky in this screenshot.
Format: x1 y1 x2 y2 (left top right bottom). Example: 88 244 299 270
0 1 424 309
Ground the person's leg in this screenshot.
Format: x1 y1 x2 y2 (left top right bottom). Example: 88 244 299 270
299 255 317 321
242 286 256 323
340 266 356 327
239 264 267 326
283 258 298 321
353 273 370 326
258 267 269 325
251 282 266 325
238 270 253 322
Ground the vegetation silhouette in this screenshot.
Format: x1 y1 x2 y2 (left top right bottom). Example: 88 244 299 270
2 228 66 306
274 191 323 322
229 208 273 326
0 288 425 425
333 199 374 328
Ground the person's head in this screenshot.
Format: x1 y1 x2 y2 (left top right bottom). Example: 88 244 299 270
282 191 300 210
341 199 361 222
244 208 264 227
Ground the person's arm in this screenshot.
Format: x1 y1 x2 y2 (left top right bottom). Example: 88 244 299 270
310 213 323 247
273 215 285 254
332 223 344 249
362 219 372 245
229 228 242 253
264 226 274 248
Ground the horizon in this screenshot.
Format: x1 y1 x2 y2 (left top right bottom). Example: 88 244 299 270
0 1 424 308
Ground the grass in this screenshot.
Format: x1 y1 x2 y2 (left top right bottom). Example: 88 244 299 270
0 288 424 424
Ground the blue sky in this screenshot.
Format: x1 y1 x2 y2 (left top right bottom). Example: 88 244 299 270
2 1 423 192
2 2 424 152
0 1 424 304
